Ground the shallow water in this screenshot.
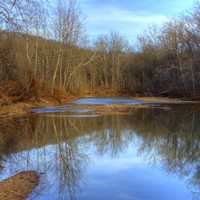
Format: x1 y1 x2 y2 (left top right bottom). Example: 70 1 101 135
31 97 146 114
0 98 200 200
73 97 144 105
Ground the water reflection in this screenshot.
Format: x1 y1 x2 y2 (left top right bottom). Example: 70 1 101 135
73 97 144 105
0 106 200 200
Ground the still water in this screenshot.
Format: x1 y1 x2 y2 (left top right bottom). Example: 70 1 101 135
0 98 200 200
73 97 145 105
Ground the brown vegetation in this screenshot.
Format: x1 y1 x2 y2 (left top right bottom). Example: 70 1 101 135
0 0 200 116
0 171 39 200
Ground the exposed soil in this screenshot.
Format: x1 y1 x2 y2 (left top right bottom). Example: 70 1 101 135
0 80 78 118
0 171 39 200
0 95 77 118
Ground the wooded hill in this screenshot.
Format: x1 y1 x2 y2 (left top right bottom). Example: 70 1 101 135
1 0 200 104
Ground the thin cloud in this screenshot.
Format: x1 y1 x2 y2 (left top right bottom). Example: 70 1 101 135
87 7 169 24
79 0 194 41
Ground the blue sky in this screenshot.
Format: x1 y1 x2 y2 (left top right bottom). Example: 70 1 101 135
79 0 197 43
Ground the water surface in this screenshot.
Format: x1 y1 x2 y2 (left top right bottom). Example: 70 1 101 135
31 97 146 114
0 98 200 200
73 97 144 105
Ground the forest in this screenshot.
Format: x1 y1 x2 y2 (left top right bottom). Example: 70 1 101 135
1 0 200 105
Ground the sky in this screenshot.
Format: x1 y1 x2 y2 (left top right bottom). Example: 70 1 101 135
79 0 197 43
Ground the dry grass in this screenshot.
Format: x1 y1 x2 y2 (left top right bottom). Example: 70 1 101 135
0 80 79 118
0 171 39 200
0 103 32 118
0 94 199 119
0 94 78 118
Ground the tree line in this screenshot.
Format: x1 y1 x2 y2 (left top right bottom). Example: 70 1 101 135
0 0 200 101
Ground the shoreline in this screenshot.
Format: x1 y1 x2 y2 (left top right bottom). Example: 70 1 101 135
0 96 199 118
0 171 39 200
0 95 77 118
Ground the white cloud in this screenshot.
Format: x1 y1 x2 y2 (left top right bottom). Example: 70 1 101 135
79 2 170 42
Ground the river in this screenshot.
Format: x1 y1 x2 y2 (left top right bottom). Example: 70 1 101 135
0 97 200 200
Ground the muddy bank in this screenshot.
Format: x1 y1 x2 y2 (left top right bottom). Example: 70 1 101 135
0 95 77 118
0 171 39 200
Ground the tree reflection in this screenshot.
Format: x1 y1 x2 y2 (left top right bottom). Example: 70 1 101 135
0 106 200 199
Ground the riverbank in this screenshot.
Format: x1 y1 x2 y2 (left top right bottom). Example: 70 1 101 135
0 171 39 200
134 97 200 104
0 95 77 118
0 95 199 118
68 97 200 116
